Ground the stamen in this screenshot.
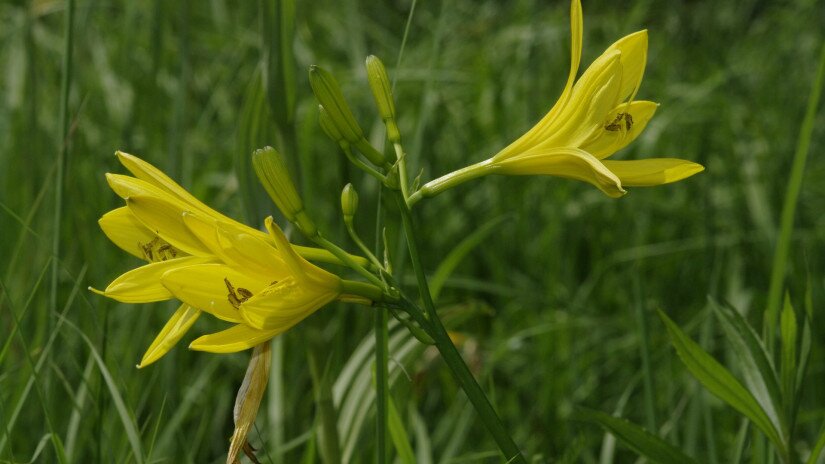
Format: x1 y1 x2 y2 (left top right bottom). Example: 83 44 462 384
225 278 253 309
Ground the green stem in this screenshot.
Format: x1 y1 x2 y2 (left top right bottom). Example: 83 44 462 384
311 234 386 290
407 158 494 207
343 145 386 183
345 222 384 271
375 306 389 464
394 143 410 202
340 279 385 303
391 190 525 463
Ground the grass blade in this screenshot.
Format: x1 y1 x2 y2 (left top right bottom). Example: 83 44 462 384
764 43 825 347
710 300 784 437
60 317 144 463
577 408 699 464
779 295 797 423
657 309 786 453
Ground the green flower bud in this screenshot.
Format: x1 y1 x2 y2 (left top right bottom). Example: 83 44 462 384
252 147 316 235
365 55 401 144
310 65 388 167
340 183 359 223
309 65 363 145
318 105 347 147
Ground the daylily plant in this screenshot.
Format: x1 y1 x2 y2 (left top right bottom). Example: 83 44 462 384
407 0 703 204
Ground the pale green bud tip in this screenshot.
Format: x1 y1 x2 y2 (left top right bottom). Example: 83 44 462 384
309 65 363 144
252 147 304 221
341 183 359 221
318 105 345 145
365 55 396 121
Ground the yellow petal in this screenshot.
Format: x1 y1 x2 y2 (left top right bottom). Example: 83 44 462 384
228 342 271 464
214 222 291 280
102 256 213 303
541 51 623 148
189 324 282 353
605 30 648 103
116 151 208 210
126 195 209 257
239 277 337 331
494 0 583 159
161 263 270 323
263 216 341 288
495 147 626 197
98 207 160 261
582 100 659 159
138 304 201 368
603 158 705 186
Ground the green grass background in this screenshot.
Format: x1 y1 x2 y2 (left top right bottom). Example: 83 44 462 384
1 0 824 462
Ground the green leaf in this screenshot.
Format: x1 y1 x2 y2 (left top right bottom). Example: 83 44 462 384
779 294 798 420
709 300 784 436
387 395 416 464
807 424 825 464
657 309 786 451
577 408 699 464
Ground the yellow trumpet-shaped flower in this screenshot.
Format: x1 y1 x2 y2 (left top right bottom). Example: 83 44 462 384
92 152 350 363
411 0 703 202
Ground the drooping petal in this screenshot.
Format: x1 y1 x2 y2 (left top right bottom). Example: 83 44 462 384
138 304 202 368
98 207 161 261
581 100 659 159
494 0 583 159
605 30 648 103
495 147 626 197
126 195 209 257
189 324 283 353
228 342 271 464
239 277 338 331
161 263 270 323
100 256 214 303
603 158 704 186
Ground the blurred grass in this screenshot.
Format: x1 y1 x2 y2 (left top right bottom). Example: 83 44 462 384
1 0 824 462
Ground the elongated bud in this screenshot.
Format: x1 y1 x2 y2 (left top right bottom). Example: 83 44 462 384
309 65 387 166
341 183 359 223
365 56 401 144
252 147 316 235
309 66 363 144
318 105 347 147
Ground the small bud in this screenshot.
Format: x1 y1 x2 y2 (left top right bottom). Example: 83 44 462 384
318 105 347 147
341 183 359 223
252 147 316 235
309 65 363 145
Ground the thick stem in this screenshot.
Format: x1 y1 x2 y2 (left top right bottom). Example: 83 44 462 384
391 190 525 463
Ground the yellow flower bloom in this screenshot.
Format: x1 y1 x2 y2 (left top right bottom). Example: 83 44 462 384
93 152 347 363
411 0 703 202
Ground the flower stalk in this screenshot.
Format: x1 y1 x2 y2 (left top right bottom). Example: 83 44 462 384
391 189 526 463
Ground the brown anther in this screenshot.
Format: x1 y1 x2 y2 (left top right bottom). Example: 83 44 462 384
605 112 633 132
225 278 253 309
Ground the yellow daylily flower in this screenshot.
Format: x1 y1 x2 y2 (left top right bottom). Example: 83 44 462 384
162 214 342 354
92 152 352 363
409 0 703 203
